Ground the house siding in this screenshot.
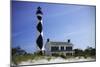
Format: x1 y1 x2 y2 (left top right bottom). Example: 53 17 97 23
45 41 74 56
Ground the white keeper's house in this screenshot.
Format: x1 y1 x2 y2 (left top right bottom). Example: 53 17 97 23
45 39 74 56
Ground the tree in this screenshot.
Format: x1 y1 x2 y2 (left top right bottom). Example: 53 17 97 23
84 47 96 57
73 49 84 57
12 46 27 56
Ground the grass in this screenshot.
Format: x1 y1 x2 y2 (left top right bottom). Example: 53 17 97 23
12 54 35 64
12 54 48 65
12 53 96 65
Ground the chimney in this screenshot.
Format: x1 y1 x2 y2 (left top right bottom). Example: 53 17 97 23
47 38 50 42
68 39 70 43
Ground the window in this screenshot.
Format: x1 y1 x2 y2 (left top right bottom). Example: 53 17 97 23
61 46 64 51
66 47 72 51
51 46 59 51
66 53 72 56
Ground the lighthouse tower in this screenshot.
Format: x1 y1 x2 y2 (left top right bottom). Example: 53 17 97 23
36 7 43 54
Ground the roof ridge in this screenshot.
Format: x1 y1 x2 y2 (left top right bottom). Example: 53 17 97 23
50 41 68 42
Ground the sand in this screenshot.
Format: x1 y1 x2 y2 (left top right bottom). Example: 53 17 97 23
19 57 95 65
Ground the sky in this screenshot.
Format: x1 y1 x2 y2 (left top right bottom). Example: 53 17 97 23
12 1 96 53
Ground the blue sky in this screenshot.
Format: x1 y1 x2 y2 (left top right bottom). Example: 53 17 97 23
12 1 96 53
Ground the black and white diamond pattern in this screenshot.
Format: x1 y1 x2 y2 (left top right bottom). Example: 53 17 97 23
36 7 43 50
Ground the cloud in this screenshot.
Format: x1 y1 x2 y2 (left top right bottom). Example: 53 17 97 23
12 31 23 37
66 31 83 37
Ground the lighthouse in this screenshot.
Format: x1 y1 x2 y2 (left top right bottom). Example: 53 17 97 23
36 7 43 54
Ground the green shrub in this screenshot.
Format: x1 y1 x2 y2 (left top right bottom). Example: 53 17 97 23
60 54 66 59
52 53 60 57
47 57 51 61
